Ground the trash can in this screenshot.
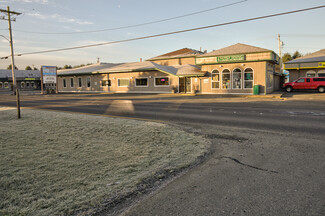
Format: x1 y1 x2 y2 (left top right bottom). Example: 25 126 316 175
253 85 260 95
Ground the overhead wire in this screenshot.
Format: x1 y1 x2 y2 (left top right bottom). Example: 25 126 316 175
9 0 248 35
1 5 325 59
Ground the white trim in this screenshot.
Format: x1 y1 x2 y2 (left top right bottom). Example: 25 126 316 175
221 68 231 89
117 78 130 87
211 69 220 89
243 67 254 89
154 76 170 87
135 77 149 87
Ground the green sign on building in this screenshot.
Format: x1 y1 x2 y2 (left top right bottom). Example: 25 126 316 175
216 54 245 62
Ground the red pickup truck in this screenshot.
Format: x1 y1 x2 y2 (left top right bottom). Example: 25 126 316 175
283 77 325 93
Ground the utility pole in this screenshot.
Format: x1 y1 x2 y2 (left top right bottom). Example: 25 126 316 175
278 34 284 70
0 6 22 119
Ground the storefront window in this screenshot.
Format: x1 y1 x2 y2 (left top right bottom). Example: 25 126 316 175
31 82 35 88
21 82 25 88
26 82 30 88
232 68 242 89
136 78 148 87
244 68 253 89
0 82 3 88
211 70 220 89
155 77 169 86
318 70 325 77
306 70 316 77
118 79 129 87
222 69 231 89
4 82 9 88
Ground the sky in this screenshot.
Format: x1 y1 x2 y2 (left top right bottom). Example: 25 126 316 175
0 0 325 70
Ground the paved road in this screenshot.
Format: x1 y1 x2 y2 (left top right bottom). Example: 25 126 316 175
1 93 325 215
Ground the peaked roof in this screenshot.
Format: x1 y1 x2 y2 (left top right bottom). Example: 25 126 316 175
285 49 325 64
57 62 121 76
99 61 205 76
148 48 204 60
200 43 272 57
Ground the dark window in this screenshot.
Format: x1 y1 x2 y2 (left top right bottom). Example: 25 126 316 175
102 80 111 86
70 78 74 88
63 79 67 88
155 77 169 86
314 78 325 82
136 78 148 86
306 78 310 82
297 79 305 83
87 77 91 88
78 78 82 87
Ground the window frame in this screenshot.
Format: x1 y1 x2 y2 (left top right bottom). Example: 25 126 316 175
232 68 242 89
154 77 170 87
244 68 254 89
102 80 111 87
117 78 130 87
318 70 325 77
63 79 67 88
86 77 91 88
4 82 9 88
211 69 220 89
70 78 74 88
0 82 3 88
221 69 231 89
135 77 149 87
78 77 82 88
306 70 316 77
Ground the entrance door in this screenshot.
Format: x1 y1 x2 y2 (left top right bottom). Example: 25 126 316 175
179 77 191 93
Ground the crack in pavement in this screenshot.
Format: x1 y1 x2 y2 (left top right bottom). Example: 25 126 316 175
220 156 279 174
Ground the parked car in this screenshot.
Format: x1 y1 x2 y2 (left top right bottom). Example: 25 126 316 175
283 77 325 93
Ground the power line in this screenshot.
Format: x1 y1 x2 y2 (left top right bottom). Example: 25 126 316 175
9 0 248 35
1 4 325 59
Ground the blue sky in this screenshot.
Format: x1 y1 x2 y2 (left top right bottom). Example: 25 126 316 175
0 0 325 69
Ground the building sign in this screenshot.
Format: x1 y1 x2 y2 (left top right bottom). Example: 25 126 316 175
318 62 325 68
41 66 57 84
25 78 36 81
197 54 245 64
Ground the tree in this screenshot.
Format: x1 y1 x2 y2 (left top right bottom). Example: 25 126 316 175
282 53 293 63
25 66 32 70
7 64 18 70
63 65 72 69
33 67 39 71
292 51 303 59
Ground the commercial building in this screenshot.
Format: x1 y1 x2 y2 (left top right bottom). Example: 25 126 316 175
284 49 325 82
0 69 41 92
57 43 284 94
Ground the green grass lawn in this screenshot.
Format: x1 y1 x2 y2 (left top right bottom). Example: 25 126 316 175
0 108 208 215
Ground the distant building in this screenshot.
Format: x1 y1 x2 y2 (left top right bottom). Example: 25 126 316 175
284 49 325 82
57 43 284 95
0 69 41 92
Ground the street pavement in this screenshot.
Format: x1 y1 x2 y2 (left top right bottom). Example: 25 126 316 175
0 92 325 215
